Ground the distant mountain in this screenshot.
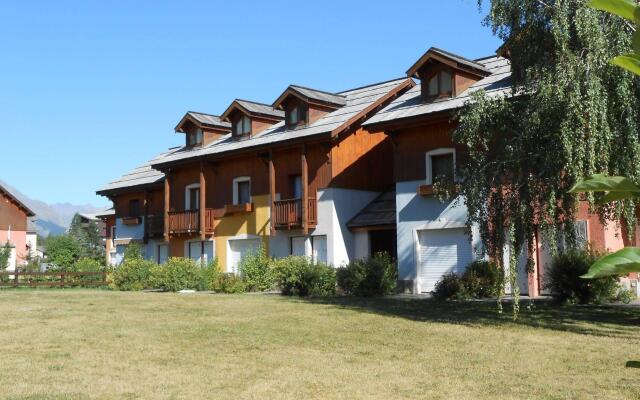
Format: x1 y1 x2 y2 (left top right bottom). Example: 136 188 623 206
0 180 103 237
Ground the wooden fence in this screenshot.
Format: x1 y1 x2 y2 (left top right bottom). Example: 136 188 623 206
0 271 108 288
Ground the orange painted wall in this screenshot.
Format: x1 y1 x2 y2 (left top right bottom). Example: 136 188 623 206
0 191 29 231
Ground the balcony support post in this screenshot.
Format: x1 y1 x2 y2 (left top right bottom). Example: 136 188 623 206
164 172 171 243
301 145 309 235
143 189 149 244
199 161 206 241
269 150 276 235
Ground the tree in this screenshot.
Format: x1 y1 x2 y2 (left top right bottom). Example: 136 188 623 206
45 234 82 271
0 242 12 271
569 0 640 279
454 0 640 316
68 213 104 261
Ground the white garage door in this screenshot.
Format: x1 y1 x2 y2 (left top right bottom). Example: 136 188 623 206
418 228 473 293
228 239 261 274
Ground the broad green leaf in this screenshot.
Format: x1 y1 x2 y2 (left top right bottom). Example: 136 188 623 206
569 174 640 193
600 190 637 202
588 0 640 23
612 54 640 76
581 247 640 278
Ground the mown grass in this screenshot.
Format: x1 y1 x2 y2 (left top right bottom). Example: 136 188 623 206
0 290 638 399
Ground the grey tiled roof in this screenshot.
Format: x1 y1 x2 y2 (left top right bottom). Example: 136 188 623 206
407 47 492 77
364 56 511 127
278 85 347 107
230 99 285 119
348 191 396 229
0 179 36 216
188 112 231 128
151 78 409 168
97 152 168 194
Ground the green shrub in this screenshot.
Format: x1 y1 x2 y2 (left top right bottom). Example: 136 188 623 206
238 246 273 292
197 258 220 291
212 273 246 294
545 249 618 304
433 273 467 301
336 252 397 297
111 258 155 291
272 256 336 297
461 260 504 299
148 257 202 292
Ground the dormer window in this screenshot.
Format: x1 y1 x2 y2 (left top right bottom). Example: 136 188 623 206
187 128 203 147
233 115 251 136
286 104 308 128
425 70 453 99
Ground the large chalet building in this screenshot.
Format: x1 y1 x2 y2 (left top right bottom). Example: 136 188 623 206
98 47 629 296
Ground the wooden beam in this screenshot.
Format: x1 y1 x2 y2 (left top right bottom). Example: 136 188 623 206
143 190 149 244
330 78 415 139
199 162 206 241
269 150 276 235
301 145 309 235
164 173 170 242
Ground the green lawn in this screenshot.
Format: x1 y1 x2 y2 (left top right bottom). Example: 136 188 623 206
0 290 638 399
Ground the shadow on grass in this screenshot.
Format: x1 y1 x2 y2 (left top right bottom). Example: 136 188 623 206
300 296 640 339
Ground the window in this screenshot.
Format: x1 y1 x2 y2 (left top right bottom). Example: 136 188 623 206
426 148 456 185
312 236 327 264
291 175 302 199
185 184 200 211
424 70 454 99
233 115 251 136
286 104 307 127
157 244 169 264
129 199 140 217
187 129 203 147
233 177 251 205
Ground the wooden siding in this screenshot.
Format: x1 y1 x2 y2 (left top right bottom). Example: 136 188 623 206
0 191 29 231
392 121 467 183
455 71 481 96
251 117 277 136
330 127 394 191
204 155 269 209
308 104 334 125
113 189 163 217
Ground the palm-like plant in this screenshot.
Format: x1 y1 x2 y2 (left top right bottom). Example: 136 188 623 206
570 0 640 279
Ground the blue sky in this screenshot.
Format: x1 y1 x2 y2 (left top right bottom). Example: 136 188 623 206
0 0 501 207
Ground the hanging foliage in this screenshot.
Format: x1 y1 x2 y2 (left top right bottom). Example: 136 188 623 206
454 0 640 317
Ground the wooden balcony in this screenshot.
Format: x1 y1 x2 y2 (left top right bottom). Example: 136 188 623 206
146 214 165 238
273 198 317 230
168 210 216 235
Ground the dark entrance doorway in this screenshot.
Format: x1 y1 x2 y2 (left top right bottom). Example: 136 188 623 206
369 229 397 260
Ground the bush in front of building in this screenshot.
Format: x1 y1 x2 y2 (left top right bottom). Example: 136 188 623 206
148 257 203 292
238 246 273 292
461 260 504 299
433 272 467 301
211 273 247 294
110 257 155 291
272 256 336 297
336 252 397 297
545 249 618 304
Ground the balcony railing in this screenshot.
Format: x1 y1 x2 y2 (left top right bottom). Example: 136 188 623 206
168 210 216 235
168 210 199 234
146 214 165 238
273 198 317 230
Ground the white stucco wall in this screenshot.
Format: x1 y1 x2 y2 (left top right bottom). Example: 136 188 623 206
396 180 482 290
353 231 370 260
269 188 379 267
115 218 145 240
